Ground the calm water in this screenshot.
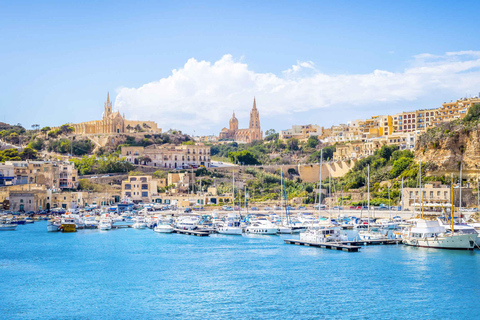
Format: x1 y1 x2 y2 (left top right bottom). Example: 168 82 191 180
1 222 480 319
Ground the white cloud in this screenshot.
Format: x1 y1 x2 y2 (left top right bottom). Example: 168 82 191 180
114 51 480 134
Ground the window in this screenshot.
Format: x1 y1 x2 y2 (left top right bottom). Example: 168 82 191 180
125 184 131 190
430 191 433 198
20 199 23 203
142 184 148 190
142 192 148 197
125 192 131 197
130 177 137 181
410 192 413 198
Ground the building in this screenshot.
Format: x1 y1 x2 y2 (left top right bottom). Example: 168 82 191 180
121 176 158 203
121 144 211 169
71 93 161 135
0 164 15 186
49 191 118 209
401 182 473 211
219 98 263 143
167 172 191 190
279 125 323 141
4 160 78 190
432 97 480 127
9 190 48 212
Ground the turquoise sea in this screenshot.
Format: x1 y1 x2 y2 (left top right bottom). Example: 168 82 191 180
1 221 480 319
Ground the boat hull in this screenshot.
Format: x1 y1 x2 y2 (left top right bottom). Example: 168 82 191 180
0 224 17 231
403 234 475 250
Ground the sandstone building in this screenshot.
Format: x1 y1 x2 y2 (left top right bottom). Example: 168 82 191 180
71 93 161 135
219 98 263 143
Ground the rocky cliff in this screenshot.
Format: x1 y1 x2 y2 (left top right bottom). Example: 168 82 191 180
415 120 480 176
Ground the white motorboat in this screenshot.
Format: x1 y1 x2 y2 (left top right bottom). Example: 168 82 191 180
217 223 243 235
132 217 147 229
245 219 278 235
300 227 348 243
402 219 475 250
47 220 60 232
154 224 174 233
175 215 201 230
112 215 134 228
0 223 17 231
358 228 389 241
99 218 112 231
83 215 99 229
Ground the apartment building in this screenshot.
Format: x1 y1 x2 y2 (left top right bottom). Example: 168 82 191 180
279 124 323 141
4 160 78 190
121 176 158 203
121 144 211 169
0 164 15 186
432 97 480 126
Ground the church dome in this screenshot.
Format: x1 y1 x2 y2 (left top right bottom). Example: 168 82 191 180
229 111 238 130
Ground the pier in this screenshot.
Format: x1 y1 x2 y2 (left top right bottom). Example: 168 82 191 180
339 239 403 246
173 229 210 237
284 239 361 252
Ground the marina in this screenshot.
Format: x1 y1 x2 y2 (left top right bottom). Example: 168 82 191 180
2 220 480 318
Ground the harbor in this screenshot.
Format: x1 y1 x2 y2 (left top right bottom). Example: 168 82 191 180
1 220 480 319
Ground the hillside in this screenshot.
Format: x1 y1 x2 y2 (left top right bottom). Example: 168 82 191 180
415 104 480 174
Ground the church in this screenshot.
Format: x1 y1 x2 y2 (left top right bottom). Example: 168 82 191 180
71 93 161 135
219 98 263 143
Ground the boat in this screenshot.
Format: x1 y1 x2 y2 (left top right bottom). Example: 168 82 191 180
358 228 389 241
83 215 99 229
99 218 112 231
112 215 134 228
47 219 61 232
245 218 278 235
132 217 147 229
153 223 174 233
0 222 17 231
300 227 348 243
402 219 475 250
217 222 243 235
60 217 77 233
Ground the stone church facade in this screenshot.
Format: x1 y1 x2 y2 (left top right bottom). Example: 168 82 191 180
71 93 161 135
219 98 263 143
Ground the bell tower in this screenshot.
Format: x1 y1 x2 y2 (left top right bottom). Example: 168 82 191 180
104 92 112 119
249 97 260 129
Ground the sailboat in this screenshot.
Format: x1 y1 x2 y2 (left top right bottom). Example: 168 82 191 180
402 164 475 250
358 164 388 240
218 169 243 235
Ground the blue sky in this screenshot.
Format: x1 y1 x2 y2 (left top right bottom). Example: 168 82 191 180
1 0 480 135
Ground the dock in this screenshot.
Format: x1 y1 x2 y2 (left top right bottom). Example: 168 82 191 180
173 229 210 237
284 239 361 252
339 239 403 246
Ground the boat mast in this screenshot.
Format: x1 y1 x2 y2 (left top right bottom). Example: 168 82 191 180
367 164 370 231
420 162 424 219
280 167 284 217
401 177 404 212
232 169 235 209
318 149 323 218
459 162 463 214
477 172 479 211
329 170 332 222
451 174 455 233
388 186 391 221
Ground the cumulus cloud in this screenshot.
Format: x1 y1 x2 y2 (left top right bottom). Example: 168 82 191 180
114 51 480 133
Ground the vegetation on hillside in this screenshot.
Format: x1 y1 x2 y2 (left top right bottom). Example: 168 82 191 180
70 155 134 175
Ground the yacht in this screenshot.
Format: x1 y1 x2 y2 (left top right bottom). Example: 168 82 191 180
112 215 134 228
357 228 389 241
154 223 174 233
217 222 243 235
402 219 475 250
245 218 278 235
99 218 112 231
300 227 348 243
132 217 147 229
175 215 201 230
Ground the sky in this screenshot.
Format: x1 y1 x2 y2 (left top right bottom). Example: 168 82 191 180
1 0 480 135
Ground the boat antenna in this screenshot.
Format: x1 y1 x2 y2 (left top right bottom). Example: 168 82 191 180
318 149 323 218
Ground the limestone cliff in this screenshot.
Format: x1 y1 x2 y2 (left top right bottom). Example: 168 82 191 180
415 120 480 176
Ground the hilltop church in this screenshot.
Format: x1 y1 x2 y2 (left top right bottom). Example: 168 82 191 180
71 93 161 135
219 98 263 143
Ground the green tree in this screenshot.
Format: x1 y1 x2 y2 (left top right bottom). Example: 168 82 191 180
390 157 413 178
20 147 37 160
306 136 319 148
286 138 299 151
228 150 261 165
